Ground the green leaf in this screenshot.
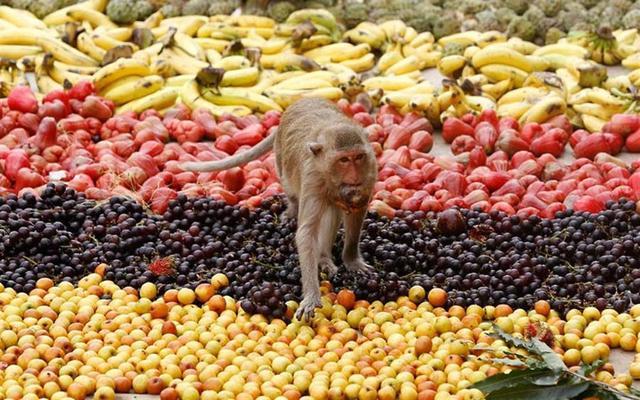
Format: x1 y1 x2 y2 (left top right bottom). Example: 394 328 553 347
577 359 605 377
530 338 567 372
484 357 528 368
528 371 564 386
490 324 532 350
485 382 590 400
472 369 554 394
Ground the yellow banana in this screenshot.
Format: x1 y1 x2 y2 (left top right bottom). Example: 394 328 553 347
220 67 260 87
497 87 549 106
48 63 87 85
604 75 632 92
437 55 467 78
519 95 566 124
0 6 47 30
99 75 140 94
438 31 478 47
343 22 386 49
202 87 282 113
0 45 41 59
173 31 206 61
102 74 164 105
409 32 435 48
377 43 403 73
90 32 137 52
37 75 63 93
481 79 513 102
53 61 98 75
339 53 374 73
163 48 208 75
180 79 251 117
117 86 179 114
572 102 620 120
216 15 275 29
479 64 528 87
213 55 251 71
161 16 208 36
497 101 530 120
533 43 590 58
379 20 407 43
472 46 538 72
623 52 640 69
504 37 539 55
264 87 344 108
42 0 106 25
93 58 151 90
383 55 423 76
285 9 338 37
304 43 370 63
581 114 607 132
271 53 321 72
67 9 116 29
38 37 98 67
194 38 229 52
76 32 106 62
363 75 419 91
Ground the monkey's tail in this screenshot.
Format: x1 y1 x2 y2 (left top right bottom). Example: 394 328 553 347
180 130 276 172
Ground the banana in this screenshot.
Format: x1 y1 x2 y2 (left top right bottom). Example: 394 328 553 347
0 6 47 30
194 38 229 52
37 75 63 93
272 70 337 87
379 20 407 43
343 22 386 49
572 102 620 120
180 79 252 117
391 80 435 95
202 87 282 113
48 63 87 85
479 64 528 87
99 75 140 94
504 37 539 55
213 55 251 71
519 95 566 124
383 54 423 76
623 52 640 69
604 75 632 92
264 86 344 108
476 31 507 48
93 58 151 90
409 32 435 48
42 0 106 25
581 114 607 132
498 87 549 106
53 61 98 75
569 88 627 108
464 95 496 112
481 79 513 102
67 9 116 29
533 43 590 58
220 67 260 87
437 55 467 78
497 101 530 120
339 53 374 73
117 86 179 114
205 49 222 65
415 50 442 68
304 43 369 63
556 68 580 96
90 32 137 52
271 78 333 91
363 75 419 91
173 31 206 61
160 16 208 36
0 45 41 59
38 37 98 67
271 53 321 72
377 43 403 73
210 15 274 29
102 74 164 105
285 9 338 37
472 46 539 72
614 28 638 44
163 48 208 75
438 31 478 48
76 32 107 62
297 35 334 52
136 10 163 30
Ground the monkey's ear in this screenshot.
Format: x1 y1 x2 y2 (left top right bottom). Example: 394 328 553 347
308 142 323 156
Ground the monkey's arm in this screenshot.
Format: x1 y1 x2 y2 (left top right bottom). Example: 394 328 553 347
341 207 373 273
179 130 276 172
294 192 327 321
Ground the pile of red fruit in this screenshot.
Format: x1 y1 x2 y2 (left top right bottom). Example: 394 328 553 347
2 82 640 217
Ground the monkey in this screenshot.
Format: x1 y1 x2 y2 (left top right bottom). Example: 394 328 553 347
180 97 378 320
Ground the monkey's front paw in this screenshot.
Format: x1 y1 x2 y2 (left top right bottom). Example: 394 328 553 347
295 296 321 321
319 257 338 278
344 259 374 274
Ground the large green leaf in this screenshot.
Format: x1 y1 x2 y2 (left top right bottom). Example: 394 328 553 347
486 382 590 400
483 357 527 368
530 338 567 372
528 372 563 386
472 369 554 393
577 359 605 377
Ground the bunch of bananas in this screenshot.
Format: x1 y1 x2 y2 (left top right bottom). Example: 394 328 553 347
568 87 631 132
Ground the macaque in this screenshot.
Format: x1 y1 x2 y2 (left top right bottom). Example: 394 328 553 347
180 98 378 320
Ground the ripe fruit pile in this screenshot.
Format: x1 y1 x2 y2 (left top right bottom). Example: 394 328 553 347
4 184 640 319
0 271 637 400
9 82 640 218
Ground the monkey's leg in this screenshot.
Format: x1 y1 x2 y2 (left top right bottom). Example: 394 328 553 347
318 207 340 278
294 197 324 321
342 208 374 273
284 196 299 220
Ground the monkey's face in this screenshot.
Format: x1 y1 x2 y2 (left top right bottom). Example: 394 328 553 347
329 148 376 211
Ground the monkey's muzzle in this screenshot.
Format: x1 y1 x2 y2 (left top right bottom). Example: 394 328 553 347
337 185 369 214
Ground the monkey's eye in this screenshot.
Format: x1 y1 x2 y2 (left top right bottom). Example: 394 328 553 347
355 154 365 161
339 157 350 163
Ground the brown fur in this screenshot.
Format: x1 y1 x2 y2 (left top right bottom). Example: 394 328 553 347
180 98 378 321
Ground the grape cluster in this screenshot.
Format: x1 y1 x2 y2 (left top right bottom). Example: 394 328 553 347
1 183 640 317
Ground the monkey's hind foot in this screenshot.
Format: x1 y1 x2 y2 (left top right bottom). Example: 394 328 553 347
319 257 338 278
344 259 374 274
295 295 321 321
